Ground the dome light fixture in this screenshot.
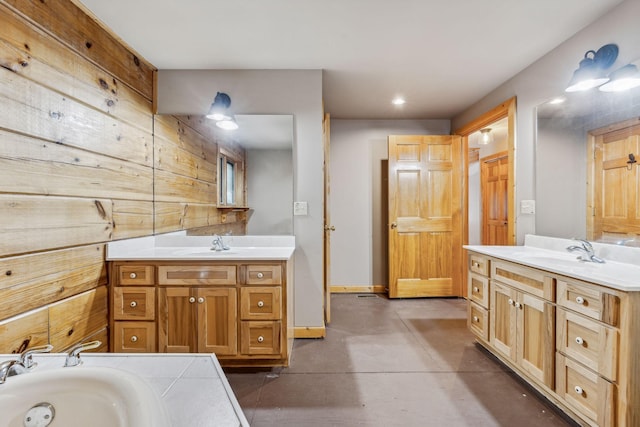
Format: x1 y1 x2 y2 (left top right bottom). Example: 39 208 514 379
478 128 493 145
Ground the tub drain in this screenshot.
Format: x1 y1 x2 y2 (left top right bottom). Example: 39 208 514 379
24 402 55 427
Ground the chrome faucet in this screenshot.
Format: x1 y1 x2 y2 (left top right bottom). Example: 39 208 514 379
64 340 101 367
211 234 230 251
0 344 54 384
566 239 605 263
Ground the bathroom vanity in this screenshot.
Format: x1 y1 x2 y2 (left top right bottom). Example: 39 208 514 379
466 235 640 427
106 234 295 367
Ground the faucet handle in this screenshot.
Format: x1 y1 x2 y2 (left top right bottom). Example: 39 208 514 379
20 344 54 369
64 340 101 367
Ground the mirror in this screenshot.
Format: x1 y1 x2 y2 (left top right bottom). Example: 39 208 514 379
535 89 640 243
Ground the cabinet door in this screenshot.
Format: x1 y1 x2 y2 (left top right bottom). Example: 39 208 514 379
517 292 555 388
158 287 197 352
197 288 237 355
490 281 517 360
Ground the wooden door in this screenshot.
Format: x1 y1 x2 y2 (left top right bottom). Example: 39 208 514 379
323 113 332 322
481 152 509 245
197 287 237 355
591 123 640 240
490 281 517 360
388 135 463 298
158 287 196 352
517 292 555 388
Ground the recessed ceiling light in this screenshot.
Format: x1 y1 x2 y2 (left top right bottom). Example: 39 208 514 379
392 97 406 105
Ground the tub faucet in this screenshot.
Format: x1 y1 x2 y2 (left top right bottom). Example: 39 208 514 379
64 340 101 367
211 234 230 251
566 239 605 263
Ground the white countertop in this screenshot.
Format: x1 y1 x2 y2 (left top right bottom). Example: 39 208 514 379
107 233 295 261
465 235 640 292
0 353 249 427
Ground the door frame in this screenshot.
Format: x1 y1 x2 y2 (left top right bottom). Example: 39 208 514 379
455 97 517 297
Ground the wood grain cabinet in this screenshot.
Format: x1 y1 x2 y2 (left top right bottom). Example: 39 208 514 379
467 252 640 427
109 260 292 367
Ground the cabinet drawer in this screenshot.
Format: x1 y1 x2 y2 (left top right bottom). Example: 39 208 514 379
557 280 620 327
158 265 237 285
469 254 489 276
113 287 155 320
468 301 489 341
557 308 617 381
468 273 489 308
240 287 282 320
556 354 615 427
116 265 154 285
492 260 555 301
113 321 156 352
246 265 282 285
241 321 281 355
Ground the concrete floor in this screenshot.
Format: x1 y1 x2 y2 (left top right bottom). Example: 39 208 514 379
225 294 578 427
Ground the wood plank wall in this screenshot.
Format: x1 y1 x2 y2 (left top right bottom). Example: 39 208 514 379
0 0 246 354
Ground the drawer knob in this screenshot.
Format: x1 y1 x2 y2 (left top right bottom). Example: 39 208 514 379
508 299 514 306
257 336 264 343
257 300 265 308
130 335 138 343
198 297 205 304
575 336 584 345
514 302 522 309
574 386 583 395
473 316 479 323
575 296 585 305
130 301 137 308
257 272 264 279
473 286 480 293
472 261 480 268
189 297 196 303
129 272 137 279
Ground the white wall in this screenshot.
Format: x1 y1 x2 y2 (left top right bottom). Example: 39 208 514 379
468 161 481 245
330 119 450 288
246 149 293 235
157 70 325 328
451 0 640 243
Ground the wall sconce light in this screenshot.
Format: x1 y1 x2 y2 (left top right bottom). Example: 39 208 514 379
599 60 640 92
478 128 493 145
565 44 618 92
206 92 239 130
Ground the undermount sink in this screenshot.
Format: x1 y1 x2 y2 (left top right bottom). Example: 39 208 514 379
0 366 170 427
520 254 602 270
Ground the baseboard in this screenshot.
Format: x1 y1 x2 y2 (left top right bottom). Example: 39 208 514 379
294 326 326 338
330 285 387 294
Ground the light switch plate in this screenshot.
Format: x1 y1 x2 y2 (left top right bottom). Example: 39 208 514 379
293 201 308 216
521 200 535 214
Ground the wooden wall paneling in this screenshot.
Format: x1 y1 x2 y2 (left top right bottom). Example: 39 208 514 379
0 4 153 134
154 133 216 183
183 203 213 230
112 200 154 239
48 285 108 351
154 169 216 204
154 202 185 234
0 195 113 256
0 307 49 353
1 0 155 100
154 115 218 163
0 68 152 167
0 130 153 200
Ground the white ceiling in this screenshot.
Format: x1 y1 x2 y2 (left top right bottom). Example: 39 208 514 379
78 0 622 120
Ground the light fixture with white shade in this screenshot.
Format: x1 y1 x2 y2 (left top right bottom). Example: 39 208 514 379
216 117 239 130
478 128 493 145
599 61 640 92
565 44 618 92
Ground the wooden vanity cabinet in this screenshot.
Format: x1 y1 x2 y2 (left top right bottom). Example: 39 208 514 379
109 260 292 367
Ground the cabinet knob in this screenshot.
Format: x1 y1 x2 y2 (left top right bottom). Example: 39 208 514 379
574 386 583 395
472 261 479 268
129 272 137 279
473 316 479 323
130 335 138 343
189 297 196 303
257 300 265 308
575 336 584 345
575 296 585 305
473 287 480 293
198 297 205 304
514 302 522 309
508 299 514 306
257 272 264 279
257 336 264 343
129 301 137 308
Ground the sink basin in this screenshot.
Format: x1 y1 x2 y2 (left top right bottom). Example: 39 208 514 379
521 255 602 270
0 366 170 427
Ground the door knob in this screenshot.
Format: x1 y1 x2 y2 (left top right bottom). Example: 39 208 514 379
324 225 336 231
390 222 397 229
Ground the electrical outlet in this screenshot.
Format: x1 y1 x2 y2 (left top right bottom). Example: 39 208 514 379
521 200 535 214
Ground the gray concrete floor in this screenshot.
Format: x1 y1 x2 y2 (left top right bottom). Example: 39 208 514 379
225 294 578 427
